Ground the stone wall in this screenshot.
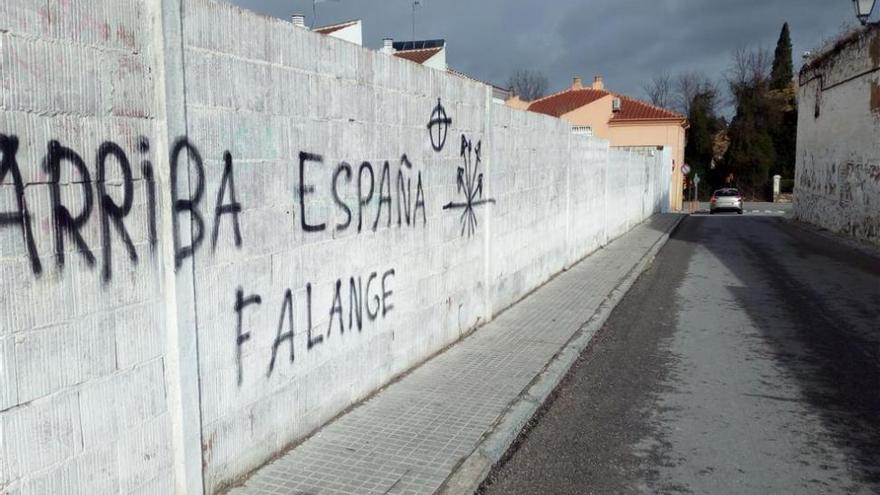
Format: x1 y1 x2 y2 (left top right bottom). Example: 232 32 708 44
0 1 670 493
796 26 880 246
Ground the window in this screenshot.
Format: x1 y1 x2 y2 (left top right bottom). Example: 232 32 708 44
571 126 593 137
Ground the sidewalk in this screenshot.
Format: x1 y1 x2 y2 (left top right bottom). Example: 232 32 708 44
227 214 684 495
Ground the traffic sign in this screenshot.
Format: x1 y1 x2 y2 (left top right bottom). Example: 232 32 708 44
681 164 691 175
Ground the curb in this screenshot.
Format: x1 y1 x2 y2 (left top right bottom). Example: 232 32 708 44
437 213 686 495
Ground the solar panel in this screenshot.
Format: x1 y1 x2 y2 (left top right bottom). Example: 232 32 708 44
392 39 445 51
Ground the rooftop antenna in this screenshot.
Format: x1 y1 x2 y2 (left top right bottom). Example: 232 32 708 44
412 1 421 40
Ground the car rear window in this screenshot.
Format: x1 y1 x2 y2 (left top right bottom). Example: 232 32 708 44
715 190 739 197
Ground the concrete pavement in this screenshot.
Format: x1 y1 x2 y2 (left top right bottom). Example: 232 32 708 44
224 214 684 495
482 214 880 494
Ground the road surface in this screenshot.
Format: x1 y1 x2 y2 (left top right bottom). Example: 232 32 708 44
481 214 880 494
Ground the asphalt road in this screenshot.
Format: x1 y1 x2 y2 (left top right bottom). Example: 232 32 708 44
480 214 880 495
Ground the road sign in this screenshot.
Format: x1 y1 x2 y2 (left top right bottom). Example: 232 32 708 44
681 164 691 175
694 173 701 186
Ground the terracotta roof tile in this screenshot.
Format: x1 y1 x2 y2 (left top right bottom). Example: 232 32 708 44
526 86 685 123
313 19 359 35
527 89 609 117
393 47 443 64
610 95 685 122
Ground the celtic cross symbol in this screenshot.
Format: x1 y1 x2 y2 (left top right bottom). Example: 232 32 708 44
427 98 452 152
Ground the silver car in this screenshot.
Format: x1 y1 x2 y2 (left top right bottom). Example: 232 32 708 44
710 188 743 214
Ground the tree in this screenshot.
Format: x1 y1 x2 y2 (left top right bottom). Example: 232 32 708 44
721 47 778 199
674 72 716 116
770 23 793 91
769 23 797 178
684 88 724 186
727 47 772 93
507 69 548 101
642 73 672 109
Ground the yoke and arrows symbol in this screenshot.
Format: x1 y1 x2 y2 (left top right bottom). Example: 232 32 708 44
443 135 495 237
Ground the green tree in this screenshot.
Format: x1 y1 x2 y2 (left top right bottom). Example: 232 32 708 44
684 88 724 196
721 47 778 199
723 87 776 198
769 22 797 178
770 23 794 91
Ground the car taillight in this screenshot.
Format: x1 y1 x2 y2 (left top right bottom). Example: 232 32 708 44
710 196 717 203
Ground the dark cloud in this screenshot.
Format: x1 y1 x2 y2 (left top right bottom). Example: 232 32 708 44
227 0 854 105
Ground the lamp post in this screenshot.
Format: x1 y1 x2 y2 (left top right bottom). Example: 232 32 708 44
853 0 877 25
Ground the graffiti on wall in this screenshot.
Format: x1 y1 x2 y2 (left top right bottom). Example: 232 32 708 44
0 134 159 281
0 97 464 384
0 135 427 282
234 268 396 384
443 135 495 237
427 98 452 152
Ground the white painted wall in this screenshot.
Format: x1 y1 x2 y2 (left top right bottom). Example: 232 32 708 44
423 47 447 71
0 0 670 493
323 21 362 46
796 27 880 246
0 0 177 493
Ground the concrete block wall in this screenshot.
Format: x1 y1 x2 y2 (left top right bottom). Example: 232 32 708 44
796 27 880 246
0 0 176 493
180 2 491 489
1 0 670 493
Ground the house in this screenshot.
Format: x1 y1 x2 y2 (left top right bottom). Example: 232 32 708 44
382 38 511 104
382 38 447 71
514 75 688 210
292 15 363 46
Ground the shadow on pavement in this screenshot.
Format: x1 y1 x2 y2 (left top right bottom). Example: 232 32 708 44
672 215 880 485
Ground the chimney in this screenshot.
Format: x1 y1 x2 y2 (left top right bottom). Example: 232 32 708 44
291 14 305 28
381 37 395 54
572 76 583 90
592 75 604 90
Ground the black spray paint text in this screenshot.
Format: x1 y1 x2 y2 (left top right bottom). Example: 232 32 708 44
0 134 427 281
234 268 396 385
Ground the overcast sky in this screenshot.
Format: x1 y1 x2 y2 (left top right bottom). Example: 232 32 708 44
228 0 855 109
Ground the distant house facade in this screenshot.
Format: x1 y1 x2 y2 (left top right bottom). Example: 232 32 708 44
513 76 688 210
292 15 363 46
313 19 363 45
382 38 511 103
382 39 447 71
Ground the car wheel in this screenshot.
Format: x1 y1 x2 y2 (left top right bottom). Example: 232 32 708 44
710 210 715 215
737 209 743 215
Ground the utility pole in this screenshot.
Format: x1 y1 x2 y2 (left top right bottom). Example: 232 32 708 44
312 0 317 28
412 1 420 40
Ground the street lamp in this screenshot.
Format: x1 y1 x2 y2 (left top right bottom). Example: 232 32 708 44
853 0 876 25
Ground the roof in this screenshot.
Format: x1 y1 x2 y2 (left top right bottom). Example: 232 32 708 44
527 89 609 117
394 47 443 64
526 87 685 123
313 19 359 35
610 95 685 123
392 39 444 51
